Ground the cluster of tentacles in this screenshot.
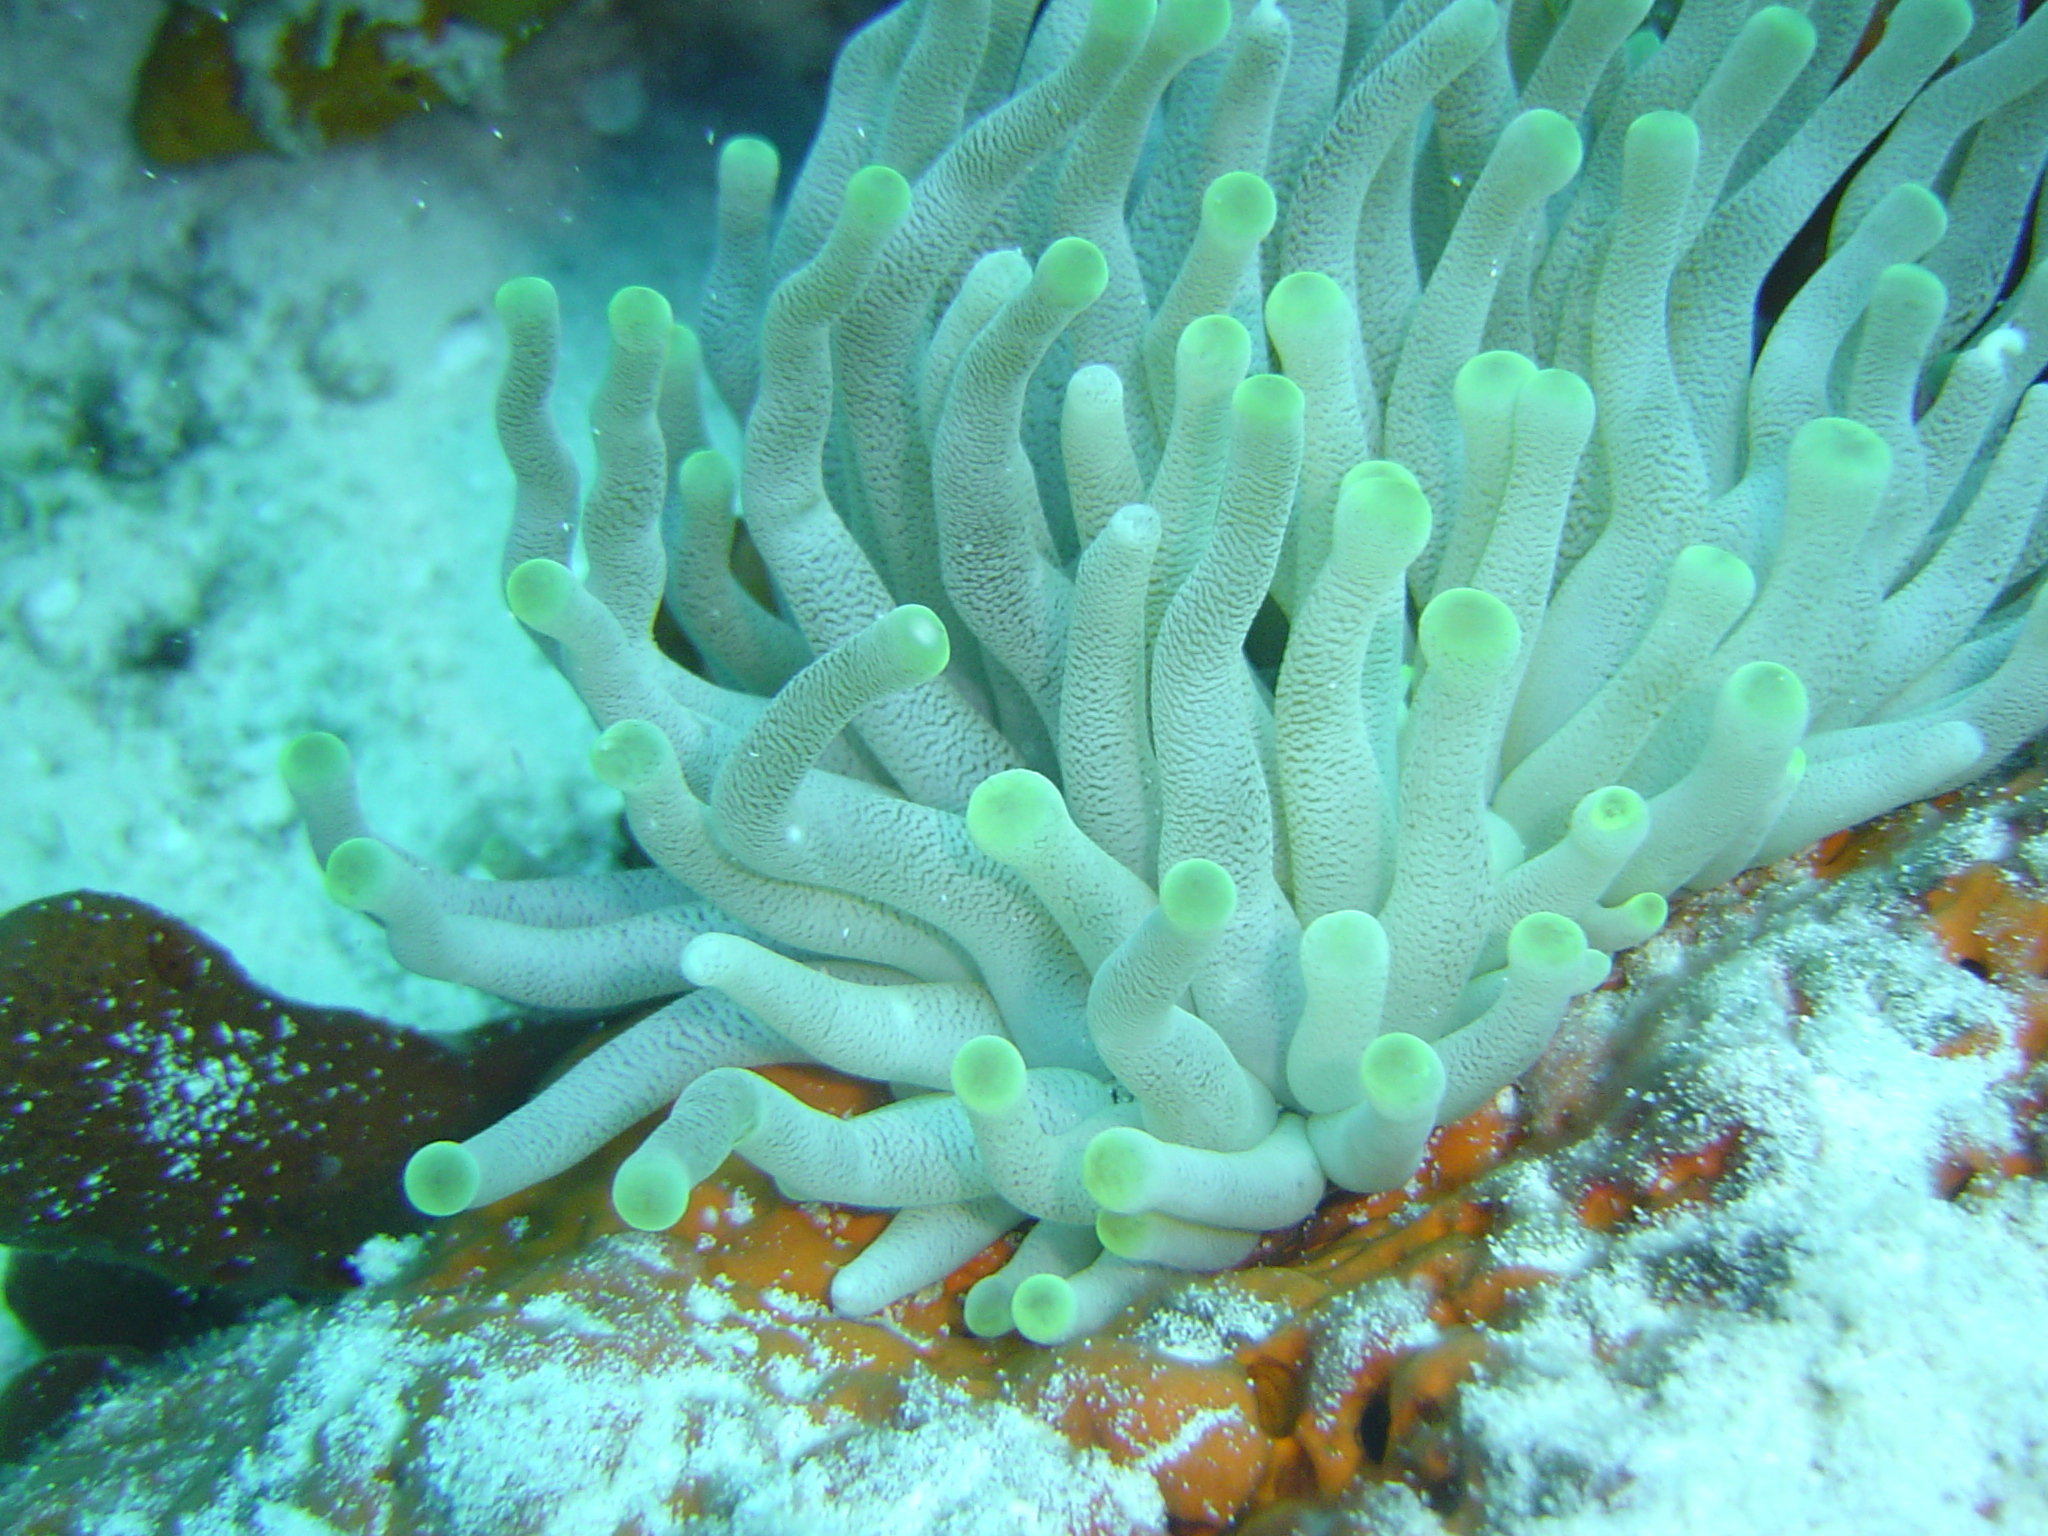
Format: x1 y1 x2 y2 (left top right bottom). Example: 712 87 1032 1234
284 0 2048 1342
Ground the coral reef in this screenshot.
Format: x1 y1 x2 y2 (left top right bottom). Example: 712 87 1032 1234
131 0 892 163
133 0 576 162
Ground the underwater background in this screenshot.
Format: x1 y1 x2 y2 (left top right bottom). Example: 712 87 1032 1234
1 2 2047 1532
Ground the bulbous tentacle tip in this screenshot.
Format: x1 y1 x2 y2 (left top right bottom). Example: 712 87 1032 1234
1202 170 1276 244
717 134 779 196
966 769 1068 864
404 1140 480 1217
678 930 748 989
1011 1271 1080 1345
1178 312 1252 377
504 557 577 630
1301 908 1388 972
952 1034 1028 1115
1724 660 1809 735
677 447 736 505
323 836 402 912
1419 586 1520 669
874 603 951 680
494 274 557 326
843 162 911 235
612 1148 694 1232
1086 0 1157 50
278 730 351 795
1038 237 1110 308
1574 784 1648 842
1624 108 1700 171
1358 1031 1446 1120
1157 0 1232 55
607 285 674 349
1499 108 1583 196
962 1274 1017 1338
1265 269 1349 340
1158 857 1236 935
1233 371 1306 428
1080 1124 1154 1213
1507 910 1588 968
1789 416 1891 497
590 719 672 795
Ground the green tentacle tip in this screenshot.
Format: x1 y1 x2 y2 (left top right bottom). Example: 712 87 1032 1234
1346 460 1420 492
677 448 737 509
1871 181 1947 248
494 275 557 327
1158 0 1231 52
718 134 780 195
666 322 703 370
1233 372 1304 428
1038 237 1109 309
1358 1031 1446 1119
1094 1209 1151 1259
1575 785 1648 839
1086 0 1156 48
1791 416 1890 494
1872 262 1947 318
951 1035 1027 1115
1179 313 1251 379
1080 1124 1153 1213
1508 911 1589 975
1202 171 1275 244
608 286 673 349
591 719 671 794
1524 367 1594 428
679 933 741 989
323 837 399 910
875 604 950 680
505 558 576 629
1104 501 1161 551
1896 0 1972 52
279 731 351 794
962 1275 1016 1338
1335 464 1431 564
1454 349 1536 412
1625 109 1698 169
1501 108 1582 194
478 833 538 882
1266 270 1347 342
1012 1272 1079 1345
1671 544 1755 608
966 769 1066 863
1158 857 1236 934
1726 660 1808 731
404 1140 481 1216
1446 0 1502 39
843 163 912 234
1622 890 1668 932
1302 908 1387 973
1746 3 1816 58
612 1149 693 1232
1419 587 1519 668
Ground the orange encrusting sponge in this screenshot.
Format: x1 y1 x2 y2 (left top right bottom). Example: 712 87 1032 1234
407 1055 1541 1530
